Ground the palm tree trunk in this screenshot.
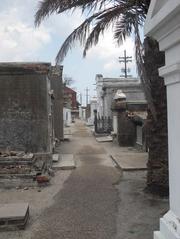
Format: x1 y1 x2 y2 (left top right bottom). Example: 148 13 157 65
143 37 169 196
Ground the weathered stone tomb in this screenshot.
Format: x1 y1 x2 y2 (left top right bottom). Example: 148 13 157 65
0 63 53 153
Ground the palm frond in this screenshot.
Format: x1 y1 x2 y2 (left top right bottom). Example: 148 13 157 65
35 0 61 26
83 5 125 56
55 11 104 63
35 0 115 26
114 7 145 44
35 0 151 66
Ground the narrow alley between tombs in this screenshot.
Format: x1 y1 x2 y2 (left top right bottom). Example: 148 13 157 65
31 120 120 239
0 120 168 239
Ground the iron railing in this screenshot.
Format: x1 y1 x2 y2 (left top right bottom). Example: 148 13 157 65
94 116 112 134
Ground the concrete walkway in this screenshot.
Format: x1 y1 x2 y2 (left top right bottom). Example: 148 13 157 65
0 120 168 239
32 120 121 239
111 152 148 171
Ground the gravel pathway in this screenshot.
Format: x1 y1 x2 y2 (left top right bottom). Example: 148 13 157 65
32 121 120 239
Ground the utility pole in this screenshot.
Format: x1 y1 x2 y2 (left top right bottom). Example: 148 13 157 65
85 87 90 106
119 50 132 78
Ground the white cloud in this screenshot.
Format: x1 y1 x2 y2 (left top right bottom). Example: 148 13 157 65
0 2 50 61
0 0 137 78
87 31 134 58
86 30 136 73
104 61 120 71
46 11 84 37
0 0 83 62
0 22 51 61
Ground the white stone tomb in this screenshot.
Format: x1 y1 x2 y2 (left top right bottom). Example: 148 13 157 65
145 1 180 239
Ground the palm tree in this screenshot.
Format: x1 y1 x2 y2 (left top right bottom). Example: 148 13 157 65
143 37 168 196
35 0 149 61
35 0 168 195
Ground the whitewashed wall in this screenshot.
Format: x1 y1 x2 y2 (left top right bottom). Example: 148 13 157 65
63 107 72 126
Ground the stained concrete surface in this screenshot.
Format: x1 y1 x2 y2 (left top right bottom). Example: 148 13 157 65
0 203 29 231
111 152 148 170
53 154 76 170
0 120 168 238
31 121 120 239
0 170 71 238
0 203 29 220
114 171 168 239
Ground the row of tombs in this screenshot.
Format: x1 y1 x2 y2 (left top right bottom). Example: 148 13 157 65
92 74 148 151
0 62 64 187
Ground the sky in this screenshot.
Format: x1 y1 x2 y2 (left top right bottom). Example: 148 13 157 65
0 0 137 106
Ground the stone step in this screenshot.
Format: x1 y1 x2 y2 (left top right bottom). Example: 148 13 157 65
0 153 34 160
52 154 59 162
53 154 76 170
111 153 148 171
154 231 165 239
0 177 37 189
64 129 72 135
0 154 35 166
0 203 29 231
0 160 34 166
0 173 37 179
96 136 113 142
63 134 72 141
